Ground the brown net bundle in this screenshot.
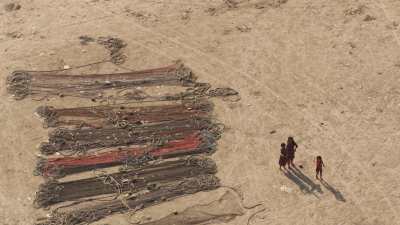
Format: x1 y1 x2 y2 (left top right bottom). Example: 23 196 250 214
36 100 213 128
35 157 217 208
184 83 239 98
6 62 195 100
39 118 222 155
36 131 218 178
36 174 220 225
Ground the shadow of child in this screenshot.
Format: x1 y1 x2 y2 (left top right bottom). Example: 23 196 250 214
320 180 346 202
291 166 323 194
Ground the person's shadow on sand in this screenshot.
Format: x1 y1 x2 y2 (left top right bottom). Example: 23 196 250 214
283 167 322 198
283 166 346 202
291 166 323 194
320 180 346 202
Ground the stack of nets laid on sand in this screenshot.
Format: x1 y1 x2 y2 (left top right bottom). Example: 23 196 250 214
7 62 239 224
35 100 213 128
35 157 217 207
36 132 217 178
39 118 222 155
36 175 220 225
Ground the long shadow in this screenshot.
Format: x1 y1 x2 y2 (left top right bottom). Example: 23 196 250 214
291 166 323 194
320 180 346 202
282 169 321 199
283 170 309 193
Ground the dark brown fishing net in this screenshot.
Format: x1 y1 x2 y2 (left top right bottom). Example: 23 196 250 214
36 100 213 128
39 118 222 155
36 175 220 225
35 157 217 208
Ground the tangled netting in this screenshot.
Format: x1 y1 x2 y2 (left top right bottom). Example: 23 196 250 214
7 62 239 102
36 100 213 128
36 131 218 178
7 62 243 225
6 62 195 100
36 175 220 225
34 157 217 208
39 118 222 155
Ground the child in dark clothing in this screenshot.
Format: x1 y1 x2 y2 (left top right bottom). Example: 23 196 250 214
279 143 287 170
315 156 325 180
286 136 298 168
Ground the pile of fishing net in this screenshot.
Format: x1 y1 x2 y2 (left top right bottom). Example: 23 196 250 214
7 62 241 225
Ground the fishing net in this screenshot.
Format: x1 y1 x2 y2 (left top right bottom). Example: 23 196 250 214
6 61 241 225
36 132 217 178
6 62 195 100
36 175 220 225
39 118 221 155
35 157 217 208
36 100 213 128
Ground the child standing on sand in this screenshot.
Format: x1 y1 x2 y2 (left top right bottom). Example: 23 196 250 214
279 143 287 170
286 137 298 168
315 156 325 180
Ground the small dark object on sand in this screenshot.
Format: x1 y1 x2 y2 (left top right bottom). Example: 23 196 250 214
97 36 127 64
79 35 95 45
4 3 21 11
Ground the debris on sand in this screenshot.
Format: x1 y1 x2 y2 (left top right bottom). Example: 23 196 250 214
77 35 127 64
255 4 266 9
236 25 251 33
6 31 23 39
4 2 21 12
181 8 192 21
268 0 288 8
344 5 366 16
124 9 159 23
78 35 95 45
363 15 376 22
224 0 238 8
280 185 293 193
97 36 127 64
205 7 217 16
386 21 399 30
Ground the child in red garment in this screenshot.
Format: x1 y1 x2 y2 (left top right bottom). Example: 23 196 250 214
315 156 325 180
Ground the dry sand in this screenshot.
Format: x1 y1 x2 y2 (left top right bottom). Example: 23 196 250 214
1 0 400 224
